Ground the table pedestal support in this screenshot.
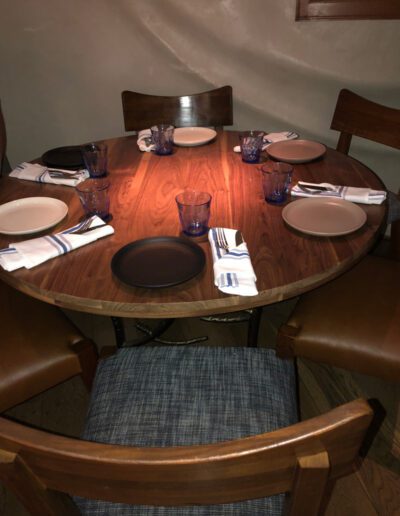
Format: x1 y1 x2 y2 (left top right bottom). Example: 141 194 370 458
111 317 174 348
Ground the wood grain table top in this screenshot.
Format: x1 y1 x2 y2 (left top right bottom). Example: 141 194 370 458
0 131 387 318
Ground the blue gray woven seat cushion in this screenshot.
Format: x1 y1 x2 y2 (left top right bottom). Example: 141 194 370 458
75 346 298 515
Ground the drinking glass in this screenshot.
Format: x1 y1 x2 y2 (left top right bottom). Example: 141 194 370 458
239 131 264 163
261 161 293 204
82 143 108 178
151 124 175 155
176 191 212 237
76 178 111 221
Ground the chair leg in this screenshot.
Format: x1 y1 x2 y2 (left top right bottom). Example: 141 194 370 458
70 339 99 391
247 307 262 347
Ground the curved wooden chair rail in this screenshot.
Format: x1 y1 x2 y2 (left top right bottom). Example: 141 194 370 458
0 103 98 412
277 89 400 382
0 399 373 515
121 85 233 132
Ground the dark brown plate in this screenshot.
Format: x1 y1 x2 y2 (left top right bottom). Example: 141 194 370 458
41 146 84 169
111 236 206 288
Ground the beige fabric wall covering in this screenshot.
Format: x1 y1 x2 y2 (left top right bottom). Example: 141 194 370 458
0 0 399 191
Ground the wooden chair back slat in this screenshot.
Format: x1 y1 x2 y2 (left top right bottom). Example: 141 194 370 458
331 88 400 256
121 86 233 132
0 399 373 514
331 89 400 153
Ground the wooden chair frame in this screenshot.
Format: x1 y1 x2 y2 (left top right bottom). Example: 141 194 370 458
0 399 373 515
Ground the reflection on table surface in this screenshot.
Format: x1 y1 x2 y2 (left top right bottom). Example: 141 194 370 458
0 131 387 318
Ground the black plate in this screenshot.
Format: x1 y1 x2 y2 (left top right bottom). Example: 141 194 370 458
41 146 84 169
111 236 206 288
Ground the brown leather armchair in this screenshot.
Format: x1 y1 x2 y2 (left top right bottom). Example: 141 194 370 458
277 89 400 383
0 101 98 412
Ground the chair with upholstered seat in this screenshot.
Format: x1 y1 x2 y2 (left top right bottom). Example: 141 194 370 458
277 89 400 382
0 345 373 515
0 101 98 412
121 86 233 132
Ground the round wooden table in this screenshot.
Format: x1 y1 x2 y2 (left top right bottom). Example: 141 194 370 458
0 131 387 318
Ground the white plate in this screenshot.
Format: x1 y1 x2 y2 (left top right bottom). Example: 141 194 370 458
173 127 217 147
0 197 68 235
282 197 367 237
267 139 326 164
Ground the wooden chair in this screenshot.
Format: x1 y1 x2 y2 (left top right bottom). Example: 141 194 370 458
332 88 400 247
331 88 400 155
121 85 233 132
277 89 400 382
0 344 373 515
0 101 98 412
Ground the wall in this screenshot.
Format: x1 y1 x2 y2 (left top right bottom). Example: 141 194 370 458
1 0 399 191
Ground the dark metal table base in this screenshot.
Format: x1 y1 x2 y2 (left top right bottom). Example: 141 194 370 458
110 306 262 349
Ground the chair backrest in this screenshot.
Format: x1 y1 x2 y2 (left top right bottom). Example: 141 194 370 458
331 89 400 258
331 88 400 155
0 100 6 176
0 399 373 515
121 86 233 132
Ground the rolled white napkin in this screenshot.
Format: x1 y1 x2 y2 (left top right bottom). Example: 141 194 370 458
233 131 298 153
291 182 387 205
208 227 258 296
137 129 155 152
0 216 114 271
10 163 89 187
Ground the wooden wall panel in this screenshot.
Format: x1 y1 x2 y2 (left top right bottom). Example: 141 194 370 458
296 1 400 20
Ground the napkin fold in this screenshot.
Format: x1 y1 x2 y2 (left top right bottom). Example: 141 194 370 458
291 182 387 205
0 216 114 271
233 131 298 153
208 228 258 296
10 163 89 187
137 129 155 152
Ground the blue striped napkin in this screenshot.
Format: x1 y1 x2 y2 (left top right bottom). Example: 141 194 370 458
0 216 114 271
10 163 88 187
208 228 258 296
291 182 386 205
